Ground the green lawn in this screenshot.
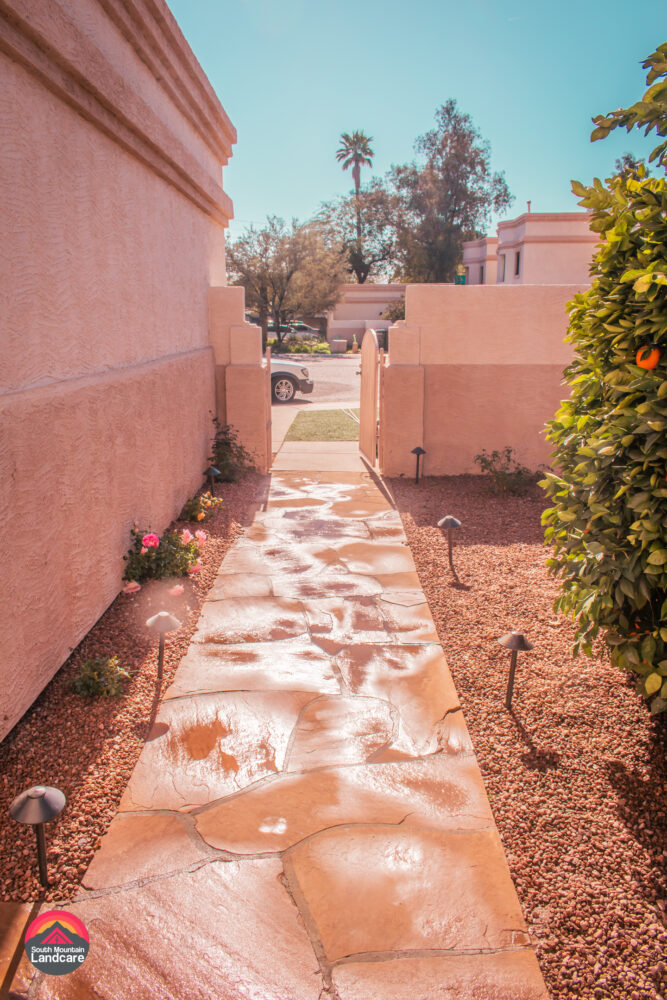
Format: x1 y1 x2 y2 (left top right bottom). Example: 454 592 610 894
285 408 360 442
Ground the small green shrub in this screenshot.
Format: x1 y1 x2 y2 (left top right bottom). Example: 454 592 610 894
180 490 224 522
123 527 200 582
210 418 255 482
474 447 536 495
71 656 129 698
269 337 330 355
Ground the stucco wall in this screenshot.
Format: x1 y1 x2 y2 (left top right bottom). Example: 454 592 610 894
463 213 597 286
0 0 239 740
381 284 587 477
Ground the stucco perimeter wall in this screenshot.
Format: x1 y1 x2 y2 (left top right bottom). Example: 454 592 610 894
0 0 238 739
381 284 587 477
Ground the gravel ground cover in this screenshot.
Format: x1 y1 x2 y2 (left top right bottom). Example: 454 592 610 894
0 473 267 905
390 474 667 1000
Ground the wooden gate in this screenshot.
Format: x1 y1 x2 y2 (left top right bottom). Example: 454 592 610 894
359 330 381 466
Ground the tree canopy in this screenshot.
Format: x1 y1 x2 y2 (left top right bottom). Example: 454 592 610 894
389 101 513 282
541 43 667 715
336 131 374 196
316 179 395 284
226 217 344 346
321 105 512 285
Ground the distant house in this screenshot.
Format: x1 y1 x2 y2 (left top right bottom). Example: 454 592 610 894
463 212 598 285
327 283 405 346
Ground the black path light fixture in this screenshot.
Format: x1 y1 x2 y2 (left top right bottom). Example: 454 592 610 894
497 630 534 710
10 785 66 887
146 611 181 680
411 446 426 484
437 515 462 577
205 466 221 492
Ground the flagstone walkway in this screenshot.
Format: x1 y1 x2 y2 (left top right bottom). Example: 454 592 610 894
9 470 548 1000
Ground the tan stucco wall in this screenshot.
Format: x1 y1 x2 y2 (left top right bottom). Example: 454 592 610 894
381 284 586 477
0 0 241 739
463 213 597 286
327 283 405 345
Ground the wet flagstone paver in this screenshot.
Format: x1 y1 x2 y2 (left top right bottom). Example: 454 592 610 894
9 471 548 999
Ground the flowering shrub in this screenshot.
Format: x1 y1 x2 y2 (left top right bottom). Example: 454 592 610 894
71 655 129 698
123 526 200 582
180 490 224 522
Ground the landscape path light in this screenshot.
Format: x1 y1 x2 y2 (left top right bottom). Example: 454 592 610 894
411 446 426 484
9 785 66 887
497 630 534 710
146 611 181 680
205 466 221 492
437 515 461 577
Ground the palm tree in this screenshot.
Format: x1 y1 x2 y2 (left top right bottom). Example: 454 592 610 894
336 131 374 249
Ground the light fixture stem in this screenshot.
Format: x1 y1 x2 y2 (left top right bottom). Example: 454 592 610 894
35 823 48 887
157 633 165 681
505 650 518 710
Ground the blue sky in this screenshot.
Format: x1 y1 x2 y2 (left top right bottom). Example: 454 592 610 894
167 0 665 240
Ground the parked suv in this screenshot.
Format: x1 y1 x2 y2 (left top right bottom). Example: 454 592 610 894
268 358 314 403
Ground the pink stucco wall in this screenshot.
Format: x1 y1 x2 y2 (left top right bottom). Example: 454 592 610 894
381 284 587 477
0 0 239 740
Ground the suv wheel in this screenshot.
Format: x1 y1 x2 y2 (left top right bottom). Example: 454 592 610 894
272 376 297 403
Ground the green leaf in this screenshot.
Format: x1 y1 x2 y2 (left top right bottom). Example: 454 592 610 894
647 549 667 566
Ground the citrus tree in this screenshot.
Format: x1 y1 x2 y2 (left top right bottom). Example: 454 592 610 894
541 43 667 714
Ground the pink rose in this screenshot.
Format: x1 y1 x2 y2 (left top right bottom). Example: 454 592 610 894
189 562 203 574
181 528 194 544
140 547 148 555
142 533 160 548
195 530 207 545
168 584 185 596
123 581 141 594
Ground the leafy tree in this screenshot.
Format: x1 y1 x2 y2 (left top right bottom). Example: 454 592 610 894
226 217 344 347
336 130 374 276
317 178 396 283
541 44 667 714
389 100 513 282
614 152 647 178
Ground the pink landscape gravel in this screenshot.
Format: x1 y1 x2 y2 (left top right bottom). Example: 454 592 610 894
0 474 266 905
391 474 667 1000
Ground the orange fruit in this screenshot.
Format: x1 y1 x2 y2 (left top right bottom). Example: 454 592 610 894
636 345 660 369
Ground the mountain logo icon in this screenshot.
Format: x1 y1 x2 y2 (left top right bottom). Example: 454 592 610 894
42 926 74 946
25 910 89 976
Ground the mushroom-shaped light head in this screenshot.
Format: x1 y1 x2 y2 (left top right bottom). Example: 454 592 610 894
204 466 221 479
10 785 66 825
146 611 181 634
437 515 461 530
497 630 534 652
411 446 426 456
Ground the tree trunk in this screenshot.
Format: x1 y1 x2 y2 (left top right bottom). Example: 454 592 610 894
259 305 268 353
353 163 363 281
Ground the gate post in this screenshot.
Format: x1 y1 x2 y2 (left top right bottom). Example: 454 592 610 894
379 323 425 477
209 287 271 473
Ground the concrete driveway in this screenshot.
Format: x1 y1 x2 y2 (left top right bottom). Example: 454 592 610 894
271 354 361 455
275 354 360 407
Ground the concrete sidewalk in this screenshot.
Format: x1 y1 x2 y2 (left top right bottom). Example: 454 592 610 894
9 469 548 1000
